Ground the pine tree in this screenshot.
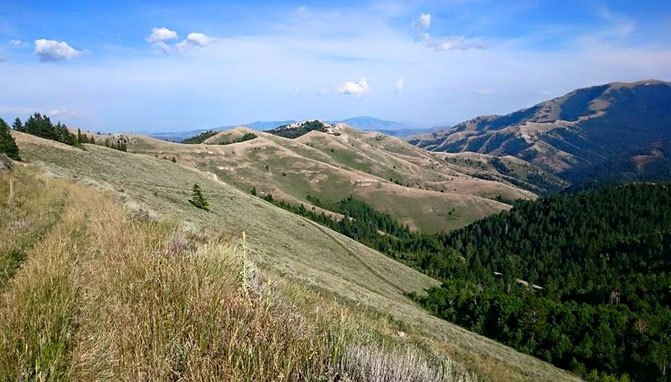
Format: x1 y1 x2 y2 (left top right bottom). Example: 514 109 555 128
188 184 209 211
0 118 20 160
12 117 23 131
171 156 176 163
251 186 257 196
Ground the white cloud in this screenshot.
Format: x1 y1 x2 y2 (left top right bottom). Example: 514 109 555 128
175 32 214 52
33 39 82 61
412 13 431 40
9 39 24 47
146 27 179 53
412 12 484 51
185 32 212 47
48 108 77 118
146 27 178 44
338 78 369 96
394 78 405 95
149 28 213 53
426 36 484 51
417 13 431 29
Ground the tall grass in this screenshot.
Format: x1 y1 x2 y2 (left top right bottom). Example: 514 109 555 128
0 176 85 380
0 166 469 381
0 168 67 286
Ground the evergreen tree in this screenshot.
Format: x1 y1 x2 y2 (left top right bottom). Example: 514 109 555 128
251 186 257 196
171 156 176 163
188 184 209 211
0 118 20 160
12 117 22 131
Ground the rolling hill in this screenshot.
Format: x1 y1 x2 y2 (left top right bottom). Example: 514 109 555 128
128 123 536 233
410 80 671 186
148 117 433 142
6 130 579 381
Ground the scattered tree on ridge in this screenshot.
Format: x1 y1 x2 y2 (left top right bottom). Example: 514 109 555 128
188 184 209 211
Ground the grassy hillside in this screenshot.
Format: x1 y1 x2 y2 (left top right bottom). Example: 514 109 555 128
128 124 535 233
0 166 462 381
8 131 579 381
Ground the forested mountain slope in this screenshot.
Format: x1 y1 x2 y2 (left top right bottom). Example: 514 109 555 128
414 184 671 380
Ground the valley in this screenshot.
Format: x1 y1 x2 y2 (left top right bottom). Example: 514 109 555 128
1 129 579 381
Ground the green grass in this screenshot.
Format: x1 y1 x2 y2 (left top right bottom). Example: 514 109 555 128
11 131 580 381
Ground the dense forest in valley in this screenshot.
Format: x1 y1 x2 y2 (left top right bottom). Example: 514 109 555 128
259 185 671 381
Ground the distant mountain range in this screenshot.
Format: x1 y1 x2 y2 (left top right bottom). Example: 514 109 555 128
149 117 436 142
410 80 671 186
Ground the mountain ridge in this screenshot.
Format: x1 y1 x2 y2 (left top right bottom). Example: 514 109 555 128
410 80 671 182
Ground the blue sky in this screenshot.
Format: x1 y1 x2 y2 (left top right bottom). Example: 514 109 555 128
1 0 670 132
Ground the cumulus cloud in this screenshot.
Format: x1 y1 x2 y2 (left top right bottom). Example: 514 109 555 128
148 28 213 53
394 78 405 95
338 78 369 96
146 27 178 44
175 32 214 52
185 32 212 47
146 27 179 53
33 39 82 61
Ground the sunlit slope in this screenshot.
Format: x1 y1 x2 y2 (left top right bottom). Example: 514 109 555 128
14 131 578 381
127 125 535 232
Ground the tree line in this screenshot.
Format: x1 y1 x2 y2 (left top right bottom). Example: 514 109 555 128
255 185 671 381
0 113 129 156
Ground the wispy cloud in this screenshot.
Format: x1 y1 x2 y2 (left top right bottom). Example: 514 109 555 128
0 2 669 131
33 39 82 61
394 78 405 95
413 13 485 51
48 107 77 118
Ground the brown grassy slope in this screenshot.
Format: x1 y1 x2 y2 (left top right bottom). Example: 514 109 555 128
0 166 464 381
12 131 579 381
126 125 535 232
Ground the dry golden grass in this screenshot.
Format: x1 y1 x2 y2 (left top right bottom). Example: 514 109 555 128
0 165 470 382
0 167 67 286
126 125 534 233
